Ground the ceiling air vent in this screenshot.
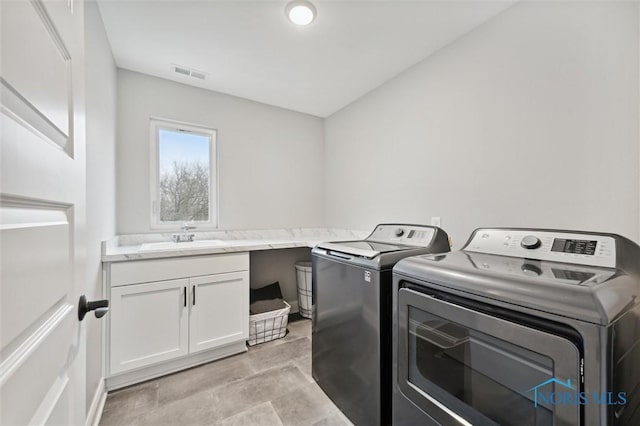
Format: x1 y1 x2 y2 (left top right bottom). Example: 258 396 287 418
190 71 206 80
174 66 191 76
171 64 207 81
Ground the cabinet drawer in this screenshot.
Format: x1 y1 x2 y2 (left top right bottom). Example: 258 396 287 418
110 252 249 287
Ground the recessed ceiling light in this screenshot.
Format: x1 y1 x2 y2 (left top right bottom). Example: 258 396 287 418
286 1 316 26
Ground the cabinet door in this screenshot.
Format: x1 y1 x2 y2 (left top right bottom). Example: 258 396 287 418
189 271 249 353
110 279 189 375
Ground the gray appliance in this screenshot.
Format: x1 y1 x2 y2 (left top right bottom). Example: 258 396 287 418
312 224 450 426
393 228 640 426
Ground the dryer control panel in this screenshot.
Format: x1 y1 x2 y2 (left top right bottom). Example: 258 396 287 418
369 224 436 246
464 229 616 268
461 251 617 286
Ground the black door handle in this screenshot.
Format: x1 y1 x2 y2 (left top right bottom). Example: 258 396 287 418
193 285 196 306
183 287 187 307
78 295 109 321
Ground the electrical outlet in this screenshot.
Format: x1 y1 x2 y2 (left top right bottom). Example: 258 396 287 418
431 217 441 227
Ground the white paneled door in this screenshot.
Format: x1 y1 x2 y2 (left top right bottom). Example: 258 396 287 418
1 0 87 424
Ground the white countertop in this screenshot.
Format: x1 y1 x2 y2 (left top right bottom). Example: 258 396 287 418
102 228 368 262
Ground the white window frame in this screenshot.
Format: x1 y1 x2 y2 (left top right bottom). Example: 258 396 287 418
149 118 218 229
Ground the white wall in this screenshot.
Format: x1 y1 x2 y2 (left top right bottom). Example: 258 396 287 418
116 70 324 234
325 1 640 247
85 0 117 417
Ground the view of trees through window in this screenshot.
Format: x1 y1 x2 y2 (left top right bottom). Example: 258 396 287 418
158 128 211 222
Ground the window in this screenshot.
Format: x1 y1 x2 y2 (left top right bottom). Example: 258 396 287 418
150 119 217 228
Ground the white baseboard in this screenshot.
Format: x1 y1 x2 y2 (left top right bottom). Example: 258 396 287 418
86 378 107 426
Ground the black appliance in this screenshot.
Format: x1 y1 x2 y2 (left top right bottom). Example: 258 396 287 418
312 224 450 425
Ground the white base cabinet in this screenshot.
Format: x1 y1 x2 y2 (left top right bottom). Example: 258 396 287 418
104 253 249 388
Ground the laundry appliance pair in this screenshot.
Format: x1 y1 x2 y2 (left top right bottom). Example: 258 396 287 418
312 224 640 426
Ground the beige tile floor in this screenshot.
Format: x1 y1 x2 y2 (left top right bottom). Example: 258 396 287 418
99 319 353 426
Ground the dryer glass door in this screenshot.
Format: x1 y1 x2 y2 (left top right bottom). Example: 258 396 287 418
397 287 581 426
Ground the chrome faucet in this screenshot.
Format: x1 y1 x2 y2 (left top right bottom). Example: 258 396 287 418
172 223 196 243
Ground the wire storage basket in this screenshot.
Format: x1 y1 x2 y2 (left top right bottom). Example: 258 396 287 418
248 300 291 346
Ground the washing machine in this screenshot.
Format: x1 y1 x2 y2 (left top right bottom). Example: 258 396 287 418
312 223 450 426
392 228 640 426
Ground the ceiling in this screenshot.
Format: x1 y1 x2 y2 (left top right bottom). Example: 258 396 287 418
97 1 514 117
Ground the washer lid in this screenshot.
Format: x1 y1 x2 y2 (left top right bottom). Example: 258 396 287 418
316 240 411 259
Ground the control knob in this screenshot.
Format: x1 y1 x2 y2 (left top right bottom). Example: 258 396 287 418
395 228 404 237
521 235 542 250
